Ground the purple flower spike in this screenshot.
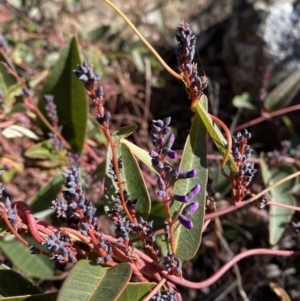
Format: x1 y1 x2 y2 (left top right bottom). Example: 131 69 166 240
178 215 193 229
173 194 188 203
157 176 166 191
187 184 201 200
182 202 199 217
166 149 177 159
178 169 197 179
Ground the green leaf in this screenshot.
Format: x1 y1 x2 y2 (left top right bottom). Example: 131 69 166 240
24 141 67 167
260 156 297 245
113 125 138 140
28 70 48 88
38 37 88 153
29 174 64 213
0 269 41 297
232 92 256 110
120 143 151 218
117 283 156 301
104 139 151 219
121 139 159 175
0 235 56 279
263 69 300 111
171 96 208 260
195 98 238 173
0 293 57 301
57 261 132 301
1 125 39 140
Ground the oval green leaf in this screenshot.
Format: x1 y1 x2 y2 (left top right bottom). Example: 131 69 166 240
120 143 151 218
117 283 156 301
57 261 132 301
38 37 88 153
172 97 208 260
113 125 138 140
121 139 159 175
260 155 297 245
0 236 56 279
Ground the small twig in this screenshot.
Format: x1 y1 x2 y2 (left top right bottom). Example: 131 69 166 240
143 278 166 301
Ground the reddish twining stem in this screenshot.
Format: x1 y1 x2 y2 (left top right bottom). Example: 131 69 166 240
12 201 44 243
162 249 300 289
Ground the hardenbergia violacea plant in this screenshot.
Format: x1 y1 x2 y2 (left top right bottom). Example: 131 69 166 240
1 1 300 300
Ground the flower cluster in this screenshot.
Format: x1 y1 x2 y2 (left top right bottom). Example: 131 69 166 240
151 289 177 301
175 21 208 100
1 197 18 228
163 252 182 276
73 60 101 90
149 118 200 229
42 231 76 263
231 130 256 203
266 140 291 167
51 167 97 227
44 95 65 150
131 217 156 251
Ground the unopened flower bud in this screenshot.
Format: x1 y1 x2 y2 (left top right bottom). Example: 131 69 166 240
178 215 193 229
186 184 201 200
182 202 199 217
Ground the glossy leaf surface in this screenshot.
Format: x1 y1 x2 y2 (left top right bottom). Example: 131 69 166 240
0 236 56 279
38 37 88 153
260 156 297 245
57 260 132 301
172 96 208 260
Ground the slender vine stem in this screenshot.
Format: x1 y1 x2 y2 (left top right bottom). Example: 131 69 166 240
101 0 183 81
205 170 300 220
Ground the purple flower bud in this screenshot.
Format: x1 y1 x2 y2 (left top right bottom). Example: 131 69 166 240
164 166 172 173
149 150 159 158
104 111 111 122
151 158 164 169
187 184 201 200
166 133 175 149
151 124 161 133
182 202 199 217
161 127 171 135
157 176 166 191
157 191 166 198
156 137 165 146
173 194 188 203
178 215 193 229
163 117 171 126
153 119 164 127
4 197 11 208
95 86 104 98
79 74 88 83
178 169 197 179
166 149 177 159
171 166 181 177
